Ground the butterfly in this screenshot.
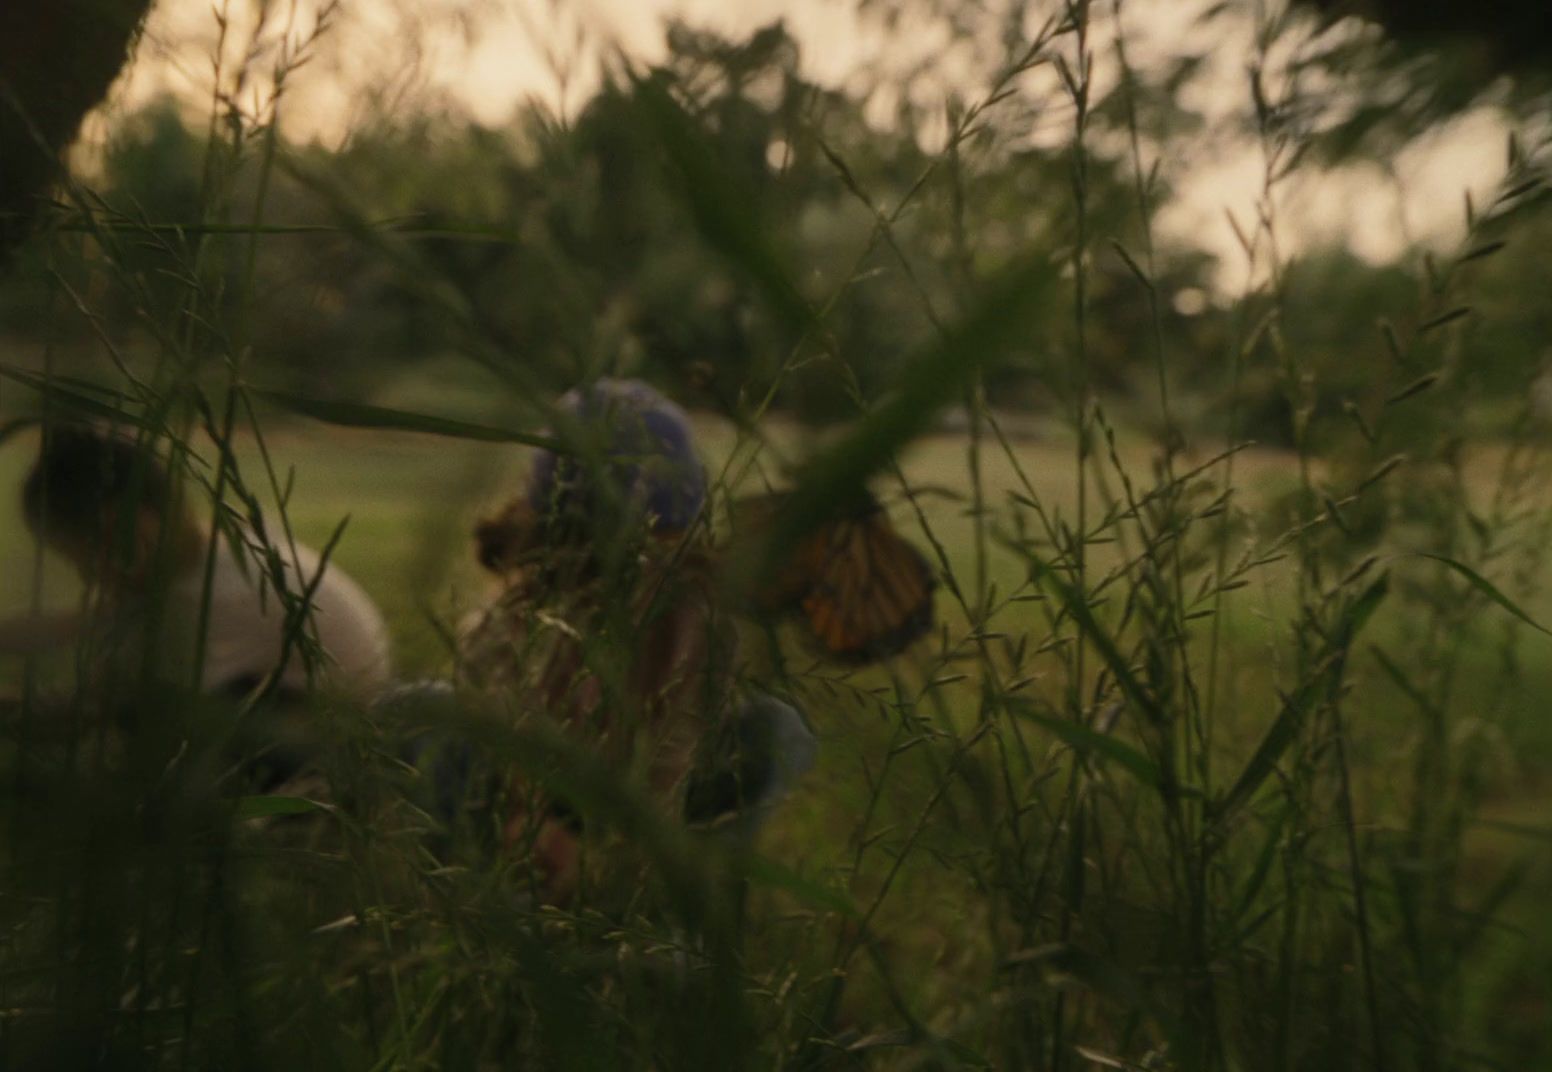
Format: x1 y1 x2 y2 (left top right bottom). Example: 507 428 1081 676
731 490 937 663
470 373 937 666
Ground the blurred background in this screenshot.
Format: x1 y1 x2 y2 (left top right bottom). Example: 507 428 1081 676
6 0 1552 664
6 0 1549 429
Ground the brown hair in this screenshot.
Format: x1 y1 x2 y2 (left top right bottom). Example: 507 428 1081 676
473 496 543 575
22 424 177 549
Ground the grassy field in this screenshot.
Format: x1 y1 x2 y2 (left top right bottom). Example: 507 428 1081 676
0 412 1327 689
4 412 1549 809
10 0 1552 1060
4 412 1549 1066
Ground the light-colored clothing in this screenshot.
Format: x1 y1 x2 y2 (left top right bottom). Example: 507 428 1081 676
167 538 392 697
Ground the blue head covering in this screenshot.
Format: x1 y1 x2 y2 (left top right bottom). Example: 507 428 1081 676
528 379 706 536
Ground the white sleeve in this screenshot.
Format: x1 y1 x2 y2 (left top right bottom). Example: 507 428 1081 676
181 540 393 697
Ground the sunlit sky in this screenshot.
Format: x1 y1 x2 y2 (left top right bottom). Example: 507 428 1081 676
103 0 1514 292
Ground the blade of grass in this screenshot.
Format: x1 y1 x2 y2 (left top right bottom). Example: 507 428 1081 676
1213 573 1388 828
1410 552 1552 637
1009 700 1184 795
1024 556 1164 725
749 253 1055 585
253 388 561 449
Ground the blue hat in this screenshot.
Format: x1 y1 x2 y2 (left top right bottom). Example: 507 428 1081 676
528 379 706 535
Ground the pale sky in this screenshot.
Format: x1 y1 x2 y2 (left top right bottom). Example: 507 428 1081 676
101 0 1517 291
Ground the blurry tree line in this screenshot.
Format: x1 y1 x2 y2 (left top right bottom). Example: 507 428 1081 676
2 17 1549 442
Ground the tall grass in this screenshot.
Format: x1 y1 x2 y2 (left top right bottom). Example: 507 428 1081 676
2 2 1551 1069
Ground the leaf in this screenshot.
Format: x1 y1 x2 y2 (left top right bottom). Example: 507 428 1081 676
1495 178 1541 203
1335 569 1390 643
1341 399 1375 443
1232 803 1288 922
1418 306 1471 333
1458 240 1506 263
748 252 1055 583
1109 239 1152 288
1384 373 1439 406
1358 454 1406 491
233 795 335 821
0 365 150 427
1411 553 1552 637
1010 701 1186 796
1214 573 1388 825
1213 677 1325 829
1024 557 1164 725
253 389 560 449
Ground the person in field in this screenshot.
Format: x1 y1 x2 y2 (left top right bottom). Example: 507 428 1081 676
462 379 825 898
0 424 392 784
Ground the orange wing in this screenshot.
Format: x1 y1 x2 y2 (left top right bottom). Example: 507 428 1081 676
737 492 935 662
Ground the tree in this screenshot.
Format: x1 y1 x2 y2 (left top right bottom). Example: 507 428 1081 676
0 0 155 257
